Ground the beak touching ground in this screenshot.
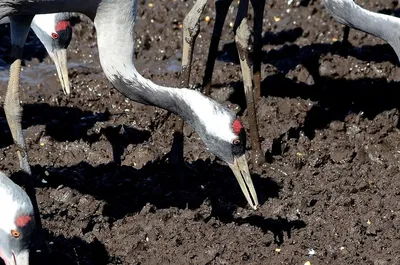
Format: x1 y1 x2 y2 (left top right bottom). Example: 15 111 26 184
228 154 259 210
49 48 70 95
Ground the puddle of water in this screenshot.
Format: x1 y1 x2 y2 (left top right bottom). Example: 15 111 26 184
0 61 92 84
0 40 181 90
0 61 62 85
167 58 181 73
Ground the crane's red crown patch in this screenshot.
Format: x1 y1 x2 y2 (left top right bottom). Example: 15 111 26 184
232 119 243 135
56 21 71 32
15 215 32 227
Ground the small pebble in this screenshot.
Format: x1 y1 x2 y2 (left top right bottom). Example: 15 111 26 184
274 16 281 22
304 261 311 265
275 248 281 253
205 16 211 23
148 3 153 7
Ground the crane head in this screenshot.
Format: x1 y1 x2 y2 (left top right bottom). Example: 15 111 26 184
0 172 35 265
177 90 259 210
203 116 259 210
31 13 73 95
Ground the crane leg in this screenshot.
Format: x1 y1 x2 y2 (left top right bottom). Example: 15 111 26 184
233 0 249 31
202 0 233 96
7 15 49 260
235 18 265 166
250 0 265 103
170 0 207 167
6 16 32 175
340 25 351 52
180 0 207 88
340 0 353 51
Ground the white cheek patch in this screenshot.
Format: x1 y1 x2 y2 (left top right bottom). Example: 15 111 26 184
177 89 238 142
31 13 58 37
0 191 17 233
0 173 19 233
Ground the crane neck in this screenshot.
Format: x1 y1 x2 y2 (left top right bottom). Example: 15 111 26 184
325 0 400 57
93 0 230 136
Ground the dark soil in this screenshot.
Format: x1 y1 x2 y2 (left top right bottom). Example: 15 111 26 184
1 0 400 264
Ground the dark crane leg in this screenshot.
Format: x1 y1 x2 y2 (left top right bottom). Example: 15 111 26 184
235 18 265 166
233 0 249 29
339 0 353 53
340 25 351 52
180 0 208 88
213 0 265 166
170 0 207 167
233 0 265 166
6 17 32 175
180 0 265 166
250 0 266 103
7 16 48 262
202 0 233 96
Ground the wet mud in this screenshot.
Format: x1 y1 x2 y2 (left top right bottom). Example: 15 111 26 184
0 0 400 264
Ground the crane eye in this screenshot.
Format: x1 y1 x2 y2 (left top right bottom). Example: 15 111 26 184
11 230 20 238
233 139 241 146
51 32 59 39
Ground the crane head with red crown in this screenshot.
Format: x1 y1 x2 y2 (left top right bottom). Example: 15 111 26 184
189 98 259 210
227 118 259 210
0 172 35 265
30 12 74 95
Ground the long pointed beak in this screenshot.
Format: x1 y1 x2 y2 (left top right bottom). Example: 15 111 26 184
228 154 259 210
49 48 70 95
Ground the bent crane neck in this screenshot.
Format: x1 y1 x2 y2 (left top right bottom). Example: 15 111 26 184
94 0 222 137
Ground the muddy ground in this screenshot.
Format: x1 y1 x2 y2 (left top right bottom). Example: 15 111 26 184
1 0 400 264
